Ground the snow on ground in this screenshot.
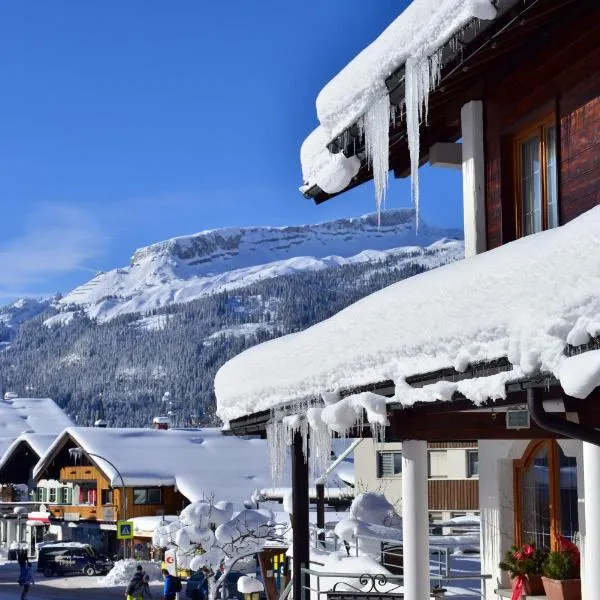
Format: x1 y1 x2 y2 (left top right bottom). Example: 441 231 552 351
43 311 75 328
216 206 600 422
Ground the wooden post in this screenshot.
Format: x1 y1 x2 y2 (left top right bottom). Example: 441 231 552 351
291 430 309 600
316 482 325 544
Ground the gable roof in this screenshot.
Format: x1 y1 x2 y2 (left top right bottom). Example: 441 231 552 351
33 426 351 508
215 206 600 423
0 433 57 471
0 397 73 460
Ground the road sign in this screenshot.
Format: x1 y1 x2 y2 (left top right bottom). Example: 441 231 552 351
117 520 134 540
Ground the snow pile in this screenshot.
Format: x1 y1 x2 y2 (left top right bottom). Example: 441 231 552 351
304 0 496 211
34 427 275 509
237 575 264 593
216 207 600 423
101 559 163 586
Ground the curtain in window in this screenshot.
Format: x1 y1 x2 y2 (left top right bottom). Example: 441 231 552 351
521 136 542 235
520 444 551 548
545 125 559 229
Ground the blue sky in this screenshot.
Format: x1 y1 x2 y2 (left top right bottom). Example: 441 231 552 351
0 1 462 303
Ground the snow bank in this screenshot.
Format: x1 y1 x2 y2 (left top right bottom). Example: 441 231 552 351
101 559 163 586
216 207 600 422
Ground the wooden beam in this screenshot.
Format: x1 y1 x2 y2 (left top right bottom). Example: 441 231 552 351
291 431 309 600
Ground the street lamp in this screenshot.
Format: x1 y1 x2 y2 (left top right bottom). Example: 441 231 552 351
68 447 128 556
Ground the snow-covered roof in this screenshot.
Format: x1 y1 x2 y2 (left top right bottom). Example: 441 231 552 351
301 0 497 202
33 427 276 508
316 0 496 140
0 433 58 471
0 397 73 460
215 206 600 423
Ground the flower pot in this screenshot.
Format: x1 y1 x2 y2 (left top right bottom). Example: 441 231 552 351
511 574 545 596
541 576 581 600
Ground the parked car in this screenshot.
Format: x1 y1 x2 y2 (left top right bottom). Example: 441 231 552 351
37 543 113 577
186 571 266 600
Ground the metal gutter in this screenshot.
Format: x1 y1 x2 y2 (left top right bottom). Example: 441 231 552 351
527 387 600 447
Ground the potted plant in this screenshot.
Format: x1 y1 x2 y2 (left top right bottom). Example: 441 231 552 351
499 542 547 598
542 538 581 600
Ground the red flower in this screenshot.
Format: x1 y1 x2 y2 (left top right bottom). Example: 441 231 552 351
522 544 535 558
559 536 580 567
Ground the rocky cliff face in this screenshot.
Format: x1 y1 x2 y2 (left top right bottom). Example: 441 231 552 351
57 209 462 322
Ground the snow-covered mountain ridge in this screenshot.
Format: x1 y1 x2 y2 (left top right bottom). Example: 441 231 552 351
58 209 462 322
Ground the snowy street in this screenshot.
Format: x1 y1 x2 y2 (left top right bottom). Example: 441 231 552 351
0 562 161 599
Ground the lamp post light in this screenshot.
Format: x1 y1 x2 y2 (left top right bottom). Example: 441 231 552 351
68 447 128 557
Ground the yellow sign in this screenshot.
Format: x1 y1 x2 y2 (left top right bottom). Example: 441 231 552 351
117 520 134 539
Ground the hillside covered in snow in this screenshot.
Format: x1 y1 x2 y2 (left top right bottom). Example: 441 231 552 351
0 210 463 426
56 209 460 322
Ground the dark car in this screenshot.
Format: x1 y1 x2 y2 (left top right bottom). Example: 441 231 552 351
37 544 113 577
186 571 266 600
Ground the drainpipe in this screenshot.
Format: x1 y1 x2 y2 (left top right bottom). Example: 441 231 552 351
526 388 600 446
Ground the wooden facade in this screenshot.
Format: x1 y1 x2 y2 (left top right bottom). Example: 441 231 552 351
38 445 188 523
484 10 600 248
428 479 478 512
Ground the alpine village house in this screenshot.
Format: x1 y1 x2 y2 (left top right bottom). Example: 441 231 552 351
214 1 600 600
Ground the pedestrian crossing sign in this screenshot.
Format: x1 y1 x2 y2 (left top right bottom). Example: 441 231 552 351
117 520 134 539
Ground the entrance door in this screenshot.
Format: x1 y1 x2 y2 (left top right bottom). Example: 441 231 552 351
514 440 578 549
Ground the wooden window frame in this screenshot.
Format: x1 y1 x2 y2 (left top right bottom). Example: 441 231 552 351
513 112 559 237
513 440 561 551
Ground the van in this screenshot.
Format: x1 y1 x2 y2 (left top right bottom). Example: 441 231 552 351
37 543 113 577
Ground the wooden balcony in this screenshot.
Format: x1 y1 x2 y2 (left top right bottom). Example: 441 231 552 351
59 465 99 481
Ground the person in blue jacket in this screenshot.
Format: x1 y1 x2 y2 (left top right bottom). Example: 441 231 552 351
161 568 177 600
18 558 34 600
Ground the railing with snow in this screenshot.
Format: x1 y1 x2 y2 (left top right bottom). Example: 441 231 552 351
306 527 488 599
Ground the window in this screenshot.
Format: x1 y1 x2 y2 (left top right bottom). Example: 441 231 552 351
48 488 57 503
514 440 578 550
515 117 559 236
467 450 479 478
428 450 447 478
37 487 46 503
133 488 162 505
60 487 71 505
101 489 114 505
377 451 402 478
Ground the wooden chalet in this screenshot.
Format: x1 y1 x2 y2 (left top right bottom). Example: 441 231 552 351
216 1 600 599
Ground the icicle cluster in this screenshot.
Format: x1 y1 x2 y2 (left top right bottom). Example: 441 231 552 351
404 50 442 226
362 94 391 223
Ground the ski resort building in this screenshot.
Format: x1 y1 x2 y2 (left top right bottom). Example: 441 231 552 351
215 1 600 599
